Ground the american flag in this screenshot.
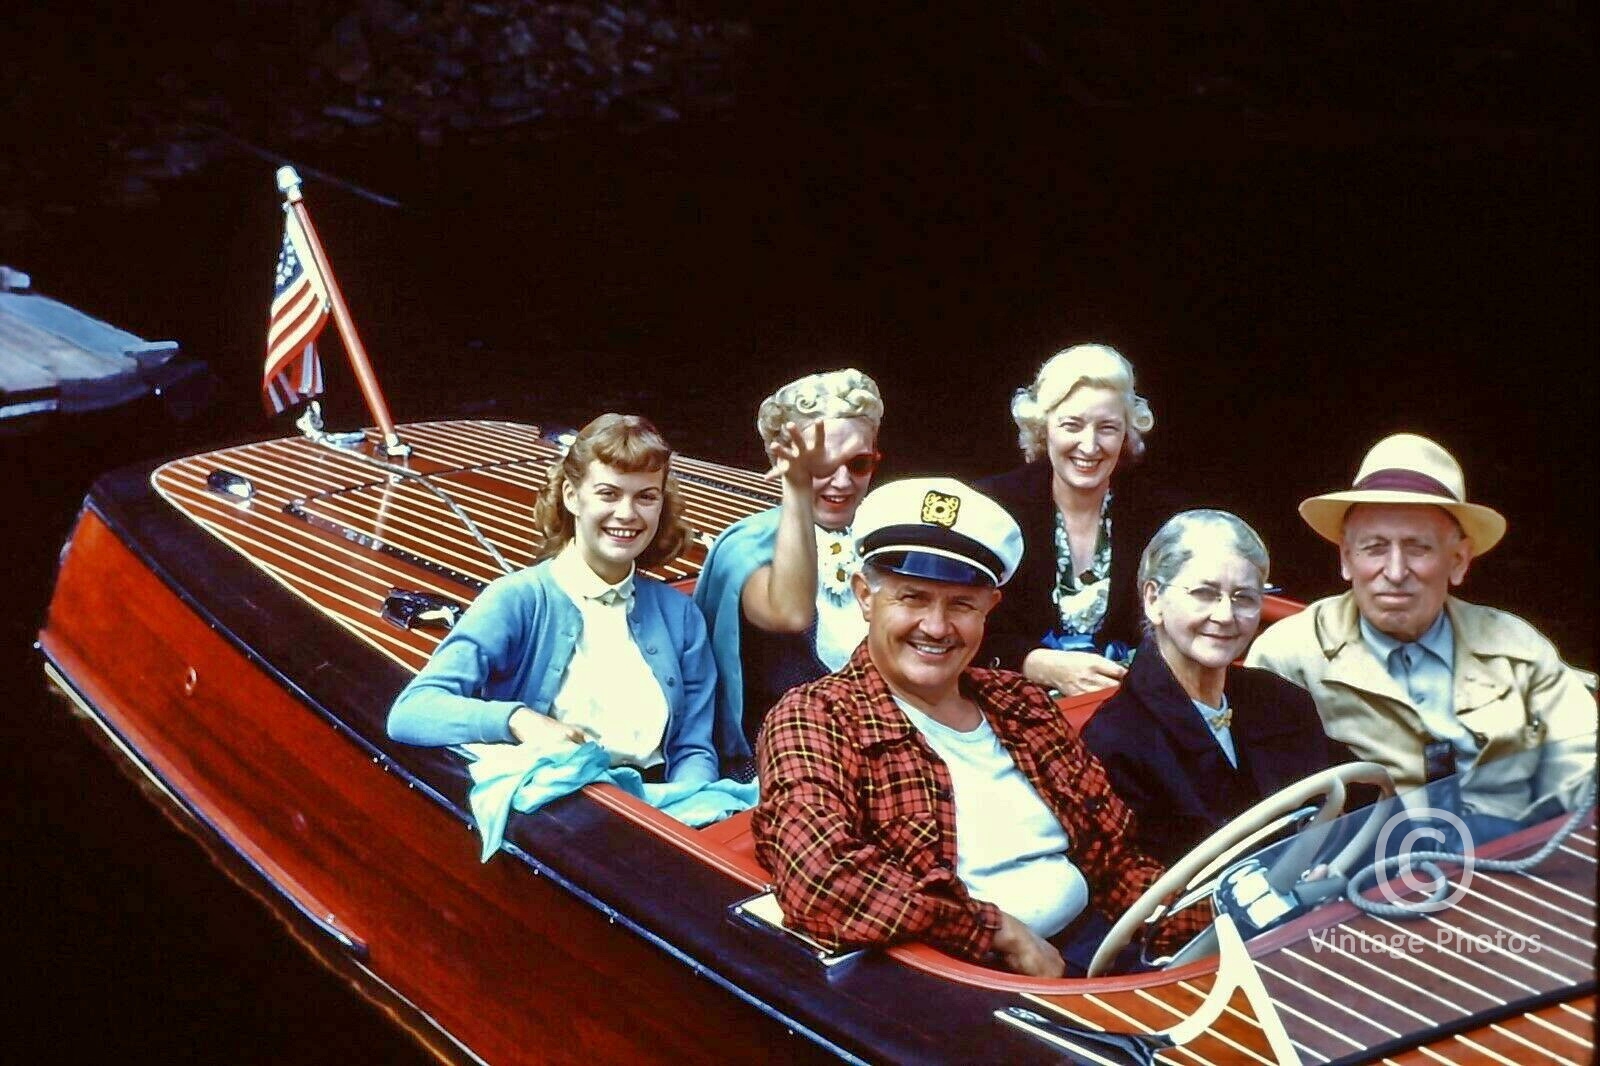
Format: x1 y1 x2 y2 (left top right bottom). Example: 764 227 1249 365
263 210 329 414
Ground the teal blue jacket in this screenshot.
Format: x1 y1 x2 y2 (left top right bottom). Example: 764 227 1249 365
692 506 784 764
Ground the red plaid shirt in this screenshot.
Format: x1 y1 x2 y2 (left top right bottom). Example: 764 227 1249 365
752 644 1207 963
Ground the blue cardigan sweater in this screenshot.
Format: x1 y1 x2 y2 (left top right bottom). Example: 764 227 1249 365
387 561 719 785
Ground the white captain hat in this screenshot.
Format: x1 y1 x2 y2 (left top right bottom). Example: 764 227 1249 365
853 477 1024 587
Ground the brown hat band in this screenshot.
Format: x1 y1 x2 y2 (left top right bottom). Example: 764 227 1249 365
1353 468 1457 500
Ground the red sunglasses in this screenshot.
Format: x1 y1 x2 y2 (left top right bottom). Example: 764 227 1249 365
840 450 882 477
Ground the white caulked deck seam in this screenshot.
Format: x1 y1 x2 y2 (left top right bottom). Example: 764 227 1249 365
401 429 546 466
1565 832 1594 847
164 493 472 606
1277 946 1439 1027
1521 869 1598 907
159 483 471 603
1076 993 1215 1066
257 442 535 504
273 430 536 487
1019 993 1108 1032
319 483 539 554
1523 1010 1594 1048
386 475 544 533
1239 993 1357 1058
1477 865 1597 928
466 450 769 522
156 425 856 704
1171 977 1336 1052
201 447 379 497
170 510 430 657
669 488 760 525
347 471 705 579
278 464 540 557
1129 987 1285 1065
436 462 754 539
249 441 397 491
1450 884 1595 955
402 469 748 548
303 490 522 563
179 458 375 514
1367 914 1547 997
166 455 319 506
192 440 761 544
156 493 446 665
420 417 540 437
406 432 770 526
1557 844 1594 863
674 452 780 488
1356 915 1529 998
247 441 415 493
1414 1047 1456 1065
411 440 545 470
1557 1003 1590 1019
1447 1033 1523 1066
1485 1020 1581 1065
1438 898 1591 977
305 491 527 574
400 416 543 448
171 511 427 669
381 483 545 546
159 466 304 511
1332 926 1501 1009
1251 958 1404 1039
423 417 549 449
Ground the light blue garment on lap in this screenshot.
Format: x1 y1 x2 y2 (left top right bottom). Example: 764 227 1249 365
463 741 759 862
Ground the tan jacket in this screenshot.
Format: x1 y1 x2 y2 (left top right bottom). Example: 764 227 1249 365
1246 592 1596 823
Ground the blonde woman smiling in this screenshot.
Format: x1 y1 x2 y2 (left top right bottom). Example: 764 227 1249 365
695 369 885 776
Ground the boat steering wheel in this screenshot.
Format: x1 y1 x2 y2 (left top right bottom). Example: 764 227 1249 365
1086 761 1398 977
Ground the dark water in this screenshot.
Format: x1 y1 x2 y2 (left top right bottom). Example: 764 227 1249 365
4 13 1595 1063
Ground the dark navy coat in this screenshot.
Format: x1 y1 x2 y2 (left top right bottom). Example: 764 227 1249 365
1081 636 1348 866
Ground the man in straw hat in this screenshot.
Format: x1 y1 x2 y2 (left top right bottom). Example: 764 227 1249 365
1247 433 1595 833
752 477 1206 977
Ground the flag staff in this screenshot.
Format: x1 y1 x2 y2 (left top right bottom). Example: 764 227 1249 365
276 166 409 457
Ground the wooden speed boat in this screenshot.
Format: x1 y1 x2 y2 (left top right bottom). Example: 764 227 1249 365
38 416 1596 1064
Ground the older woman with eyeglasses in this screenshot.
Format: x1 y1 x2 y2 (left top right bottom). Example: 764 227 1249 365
1080 510 1348 865
695 369 884 778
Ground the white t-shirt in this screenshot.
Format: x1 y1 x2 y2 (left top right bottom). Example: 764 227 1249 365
895 697 1089 937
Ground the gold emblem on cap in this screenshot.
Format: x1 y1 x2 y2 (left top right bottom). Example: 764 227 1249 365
921 490 960 528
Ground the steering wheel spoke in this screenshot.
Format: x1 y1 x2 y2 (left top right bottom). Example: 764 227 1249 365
1086 762 1396 977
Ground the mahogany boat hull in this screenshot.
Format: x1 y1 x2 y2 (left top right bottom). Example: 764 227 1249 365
38 455 1071 1064
39 427 1596 1064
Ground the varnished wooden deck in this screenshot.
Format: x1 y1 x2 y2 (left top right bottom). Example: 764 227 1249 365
151 419 779 672
123 418 1596 1063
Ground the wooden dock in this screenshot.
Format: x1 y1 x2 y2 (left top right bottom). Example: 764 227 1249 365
0 266 185 425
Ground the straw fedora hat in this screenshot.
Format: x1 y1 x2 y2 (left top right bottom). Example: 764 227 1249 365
1299 433 1506 557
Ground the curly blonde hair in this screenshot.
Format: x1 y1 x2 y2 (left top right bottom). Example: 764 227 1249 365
755 368 884 448
532 413 695 568
1010 344 1155 463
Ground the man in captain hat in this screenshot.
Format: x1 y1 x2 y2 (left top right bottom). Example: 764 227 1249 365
751 477 1206 978
1247 433 1595 835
